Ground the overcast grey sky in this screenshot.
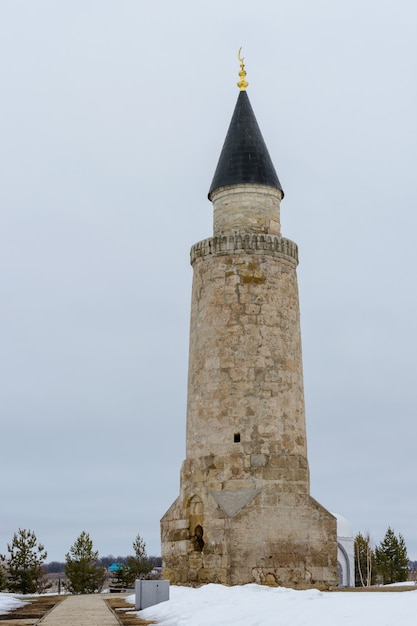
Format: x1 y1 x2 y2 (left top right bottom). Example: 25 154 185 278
1 0 416 563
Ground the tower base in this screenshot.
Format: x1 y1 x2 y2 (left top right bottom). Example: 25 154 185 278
161 460 337 588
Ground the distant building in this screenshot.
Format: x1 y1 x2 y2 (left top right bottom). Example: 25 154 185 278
108 563 123 573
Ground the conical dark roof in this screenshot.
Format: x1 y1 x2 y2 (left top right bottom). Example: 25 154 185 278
208 90 283 199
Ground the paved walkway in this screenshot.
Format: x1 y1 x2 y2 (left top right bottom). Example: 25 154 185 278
38 594 121 625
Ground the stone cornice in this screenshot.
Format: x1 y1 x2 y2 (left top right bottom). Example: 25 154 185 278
190 234 298 266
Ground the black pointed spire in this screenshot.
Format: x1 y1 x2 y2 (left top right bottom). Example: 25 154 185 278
208 91 284 199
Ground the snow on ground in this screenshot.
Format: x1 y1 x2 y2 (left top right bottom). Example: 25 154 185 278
2 584 417 624
126 583 417 626
0 593 27 615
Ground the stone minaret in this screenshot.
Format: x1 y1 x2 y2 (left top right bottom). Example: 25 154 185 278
161 54 337 588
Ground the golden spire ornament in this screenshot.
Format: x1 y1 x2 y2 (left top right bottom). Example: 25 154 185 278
237 47 249 90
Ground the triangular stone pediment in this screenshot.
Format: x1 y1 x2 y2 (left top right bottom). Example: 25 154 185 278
210 488 262 518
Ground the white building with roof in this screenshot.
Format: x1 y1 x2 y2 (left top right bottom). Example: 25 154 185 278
334 513 355 587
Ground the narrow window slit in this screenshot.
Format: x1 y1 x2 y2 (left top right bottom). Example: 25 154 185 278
234 433 241 443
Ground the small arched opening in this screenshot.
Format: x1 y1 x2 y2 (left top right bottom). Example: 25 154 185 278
188 495 204 552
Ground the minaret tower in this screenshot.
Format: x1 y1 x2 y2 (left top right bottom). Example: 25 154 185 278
161 52 337 588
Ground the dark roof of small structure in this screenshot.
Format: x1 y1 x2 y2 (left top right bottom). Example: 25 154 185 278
208 90 283 199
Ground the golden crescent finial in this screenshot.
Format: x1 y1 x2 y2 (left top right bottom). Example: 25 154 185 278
237 47 248 91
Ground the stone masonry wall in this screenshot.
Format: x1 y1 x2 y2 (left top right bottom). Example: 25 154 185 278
212 184 282 237
161 231 337 587
186 236 305 466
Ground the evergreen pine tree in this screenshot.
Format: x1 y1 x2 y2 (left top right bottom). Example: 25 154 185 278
111 534 153 589
0 555 6 591
375 527 409 584
64 531 106 594
2 529 47 593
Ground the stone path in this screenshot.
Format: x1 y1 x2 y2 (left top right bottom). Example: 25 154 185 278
38 594 121 625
